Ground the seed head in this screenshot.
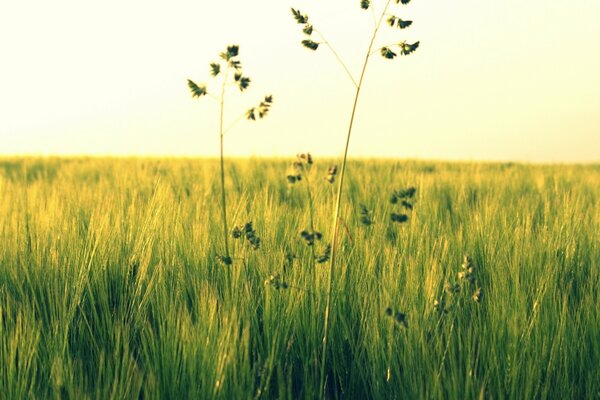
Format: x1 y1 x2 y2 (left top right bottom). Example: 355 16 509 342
395 187 416 199
459 256 476 284
394 311 408 328
232 226 243 239
297 153 313 165
286 174 301 184
401 200 413 210
433 299 447 314
359 204 373 226
217 255 232 266
325 165 338 184
399 41 420 56
264 273 289 290
391 213 409 223
385 307 408 328
232 222 260 249
444 282 460 294
316 244 331 264
291 8 309 25
300 229 321 246
462 256 474 269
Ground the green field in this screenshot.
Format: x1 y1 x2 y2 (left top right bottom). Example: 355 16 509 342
0 158 598 399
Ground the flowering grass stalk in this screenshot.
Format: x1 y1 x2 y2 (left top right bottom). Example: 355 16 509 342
291 2 420 396
188 45 273 266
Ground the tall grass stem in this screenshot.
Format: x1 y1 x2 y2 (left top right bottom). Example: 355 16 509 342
320 1 393 397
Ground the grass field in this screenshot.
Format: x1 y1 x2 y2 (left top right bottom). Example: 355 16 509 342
0 157 599 399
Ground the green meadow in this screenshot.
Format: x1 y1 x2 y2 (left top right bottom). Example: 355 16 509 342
0 158 598 399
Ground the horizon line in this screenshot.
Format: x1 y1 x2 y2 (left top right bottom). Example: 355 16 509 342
0 154 598 167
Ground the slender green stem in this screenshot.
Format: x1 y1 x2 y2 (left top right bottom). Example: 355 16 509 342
319 1 392 398
314 29 358 88
219 66 231 262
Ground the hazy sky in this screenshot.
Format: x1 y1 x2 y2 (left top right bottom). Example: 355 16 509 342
1 0 599 162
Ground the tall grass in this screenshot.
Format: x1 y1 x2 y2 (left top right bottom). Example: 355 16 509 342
290 4 420 392
0 158 599 399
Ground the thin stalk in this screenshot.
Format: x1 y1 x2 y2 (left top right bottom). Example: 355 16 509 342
303 170 318 268
314 29 358 88
302 170 319 298
219 66 231 262
223 112 246 136
319 1 393 398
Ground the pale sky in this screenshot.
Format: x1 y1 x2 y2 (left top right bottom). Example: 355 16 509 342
1 0 599 162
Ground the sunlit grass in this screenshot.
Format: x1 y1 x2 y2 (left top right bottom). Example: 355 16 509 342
0 158 598 399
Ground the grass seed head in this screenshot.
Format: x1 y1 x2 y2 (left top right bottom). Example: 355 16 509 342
385 307 408 328
286 174 302 184
396 187 417 199
359 204 374 226
459 256 476 284
462 255 474 269
231 222 261 249
325 165 338 184
291 8 309 25
232 226 243 239
394 311 408 328
244 222 260 249
433 299 447 314
316 244 331 264
401 200 413 210
444 282 461 294
300 229 321 246
217 255 232 266
297 153 313 165
391 213 409 223
264 273 289 290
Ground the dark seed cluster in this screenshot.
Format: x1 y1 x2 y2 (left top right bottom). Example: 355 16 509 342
359 204 374 226
286 174 302 184
385 307 408 328
264 273 289 290
390 186 416 224
286 153 313 185
217 255 232 266
232 221 261 250
325 165 338 184
390 213 409 223
390 187 416 204
297 152 313 165
316 244 331 264
300 229 322 246
246 95 274 121
291 9 321 51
